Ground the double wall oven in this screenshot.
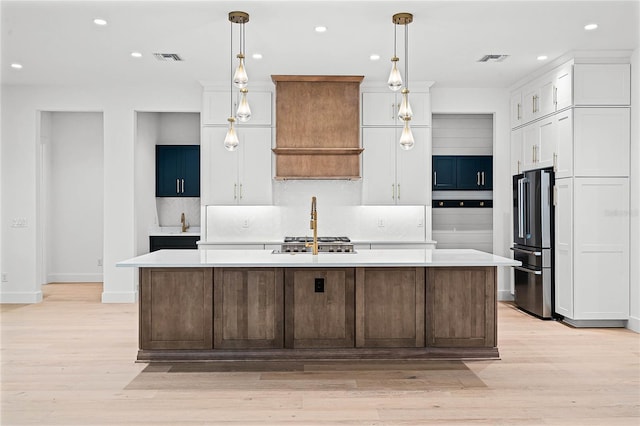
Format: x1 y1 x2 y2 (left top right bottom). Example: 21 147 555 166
512 168 554 319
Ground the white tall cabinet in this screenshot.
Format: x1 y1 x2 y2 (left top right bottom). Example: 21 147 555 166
360 87 432 205
510 59 631 326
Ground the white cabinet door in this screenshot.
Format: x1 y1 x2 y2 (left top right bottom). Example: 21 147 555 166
537 117 556 169
362 92 398 126
238 128 272 205
522 86 539 123
522 123 538 171
202 92 230 125
555 110 573 178
554 64 573 110
203 126 239 204
510 91 523 129
203 91 272 126
573 178 629 320
574 108 630 177
554 177 573 318
396 127 430 205
510 128 523 176
574 64 631 106
538 78 556 117
362 128 396 204
362 91 430 126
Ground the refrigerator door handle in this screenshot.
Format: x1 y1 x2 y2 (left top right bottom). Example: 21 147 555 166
517 178 525 239
510 247 542 256
514 266 542 276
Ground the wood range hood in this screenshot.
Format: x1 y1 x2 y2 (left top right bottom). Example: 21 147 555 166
271 75 364 180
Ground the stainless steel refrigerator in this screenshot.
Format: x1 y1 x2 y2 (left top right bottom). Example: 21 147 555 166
512 168 554 319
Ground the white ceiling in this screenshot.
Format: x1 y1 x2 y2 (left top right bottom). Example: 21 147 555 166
2 0 639 88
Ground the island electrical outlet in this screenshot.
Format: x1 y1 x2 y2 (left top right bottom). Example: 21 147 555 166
314 278 325 293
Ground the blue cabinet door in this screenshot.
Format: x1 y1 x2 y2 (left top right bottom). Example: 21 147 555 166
432 156 457 190
476 156 493 189
156 145 200 197
456 157 483 189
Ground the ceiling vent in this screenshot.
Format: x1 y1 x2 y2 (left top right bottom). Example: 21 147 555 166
477 54 509 63
153 53 184 62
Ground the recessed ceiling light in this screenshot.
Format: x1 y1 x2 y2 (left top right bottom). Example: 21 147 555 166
11 63 23 69
252 53 263 60
93 18 107 26
131 52 142 58
315 26 327 33
370 54 380 61
584 23 598 31
537 55 548 61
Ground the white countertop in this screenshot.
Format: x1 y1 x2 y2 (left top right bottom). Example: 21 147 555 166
117 249 520 268
148 227 201 237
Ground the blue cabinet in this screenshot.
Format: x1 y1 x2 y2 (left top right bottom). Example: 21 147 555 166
432 156 492 190
156 145 200 197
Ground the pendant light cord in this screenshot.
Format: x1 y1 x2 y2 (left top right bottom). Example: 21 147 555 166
229 19 233 117
404 22 409 89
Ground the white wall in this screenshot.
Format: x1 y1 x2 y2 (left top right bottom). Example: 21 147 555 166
430 87 512 300
1 84 201 303
629 48 640 332
46 112 104 282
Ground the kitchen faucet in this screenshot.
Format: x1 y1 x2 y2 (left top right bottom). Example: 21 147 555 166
305 196 318 255
180 212 189 233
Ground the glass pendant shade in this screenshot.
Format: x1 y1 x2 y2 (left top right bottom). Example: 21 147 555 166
236 88 251 122
399 119 415 150
387 57 402 91
397 89 413 120
233 54 248 88
224 118 240 151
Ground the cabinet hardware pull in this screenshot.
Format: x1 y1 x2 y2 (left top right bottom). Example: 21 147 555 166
397 184 400 199
553 86 558 106
392 184 395 200
517 103 521 120
434 171 437 186
532 95 536 113
532 145 536 163
181 179 184 194
239 184 243 200
176 179 180 194
558 115 569 122
553 185 558 206
477 172 481 186
517 160 521 174
481 171 485 186
391 103 395 120
234 183 237 200
553 153 558 172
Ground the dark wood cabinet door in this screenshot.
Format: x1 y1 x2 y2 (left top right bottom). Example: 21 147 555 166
426 267 496 348
213 268 284 349
139 268 213 350
432 156 457 190
355 267 425 348
284 268 355 348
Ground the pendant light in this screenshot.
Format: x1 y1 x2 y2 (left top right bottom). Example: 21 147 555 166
224 11 250 151
389 13 414 150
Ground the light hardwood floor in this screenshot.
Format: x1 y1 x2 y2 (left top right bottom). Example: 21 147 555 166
1 283 638 425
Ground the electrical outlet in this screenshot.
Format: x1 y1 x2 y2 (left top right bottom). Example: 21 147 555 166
97 258 103 267
11 218 27 228
377 218 385 227
1 273 8 282
417 217 424 227
314 278 325 293
242 218 250 228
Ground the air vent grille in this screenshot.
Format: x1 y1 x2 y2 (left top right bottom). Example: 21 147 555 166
477 54 509 63
153 53 184 62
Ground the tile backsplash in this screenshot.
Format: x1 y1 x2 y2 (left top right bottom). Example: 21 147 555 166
156 197 201 227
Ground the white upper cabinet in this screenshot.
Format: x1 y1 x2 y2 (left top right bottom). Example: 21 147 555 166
573 108 630 177
554 63 573 111
201 127 272 205
362 91 430 126
510 128 523 176
362 127 430 205
202 91 273 126
573 64 631 106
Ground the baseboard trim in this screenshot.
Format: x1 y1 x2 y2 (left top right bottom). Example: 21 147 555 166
626 315 640 333
497 290 514 302
563 318 627 328
101 291 137 304
48 273 103 283
0 291 43 304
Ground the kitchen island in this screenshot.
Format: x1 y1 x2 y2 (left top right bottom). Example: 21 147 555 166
117 249 519 362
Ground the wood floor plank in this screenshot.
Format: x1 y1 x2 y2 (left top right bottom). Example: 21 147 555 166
1 283 639 425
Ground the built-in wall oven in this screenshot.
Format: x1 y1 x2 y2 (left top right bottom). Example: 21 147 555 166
511 168 554 319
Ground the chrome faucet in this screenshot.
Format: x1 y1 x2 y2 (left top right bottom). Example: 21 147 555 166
180 212 189 233
305 196 318 255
